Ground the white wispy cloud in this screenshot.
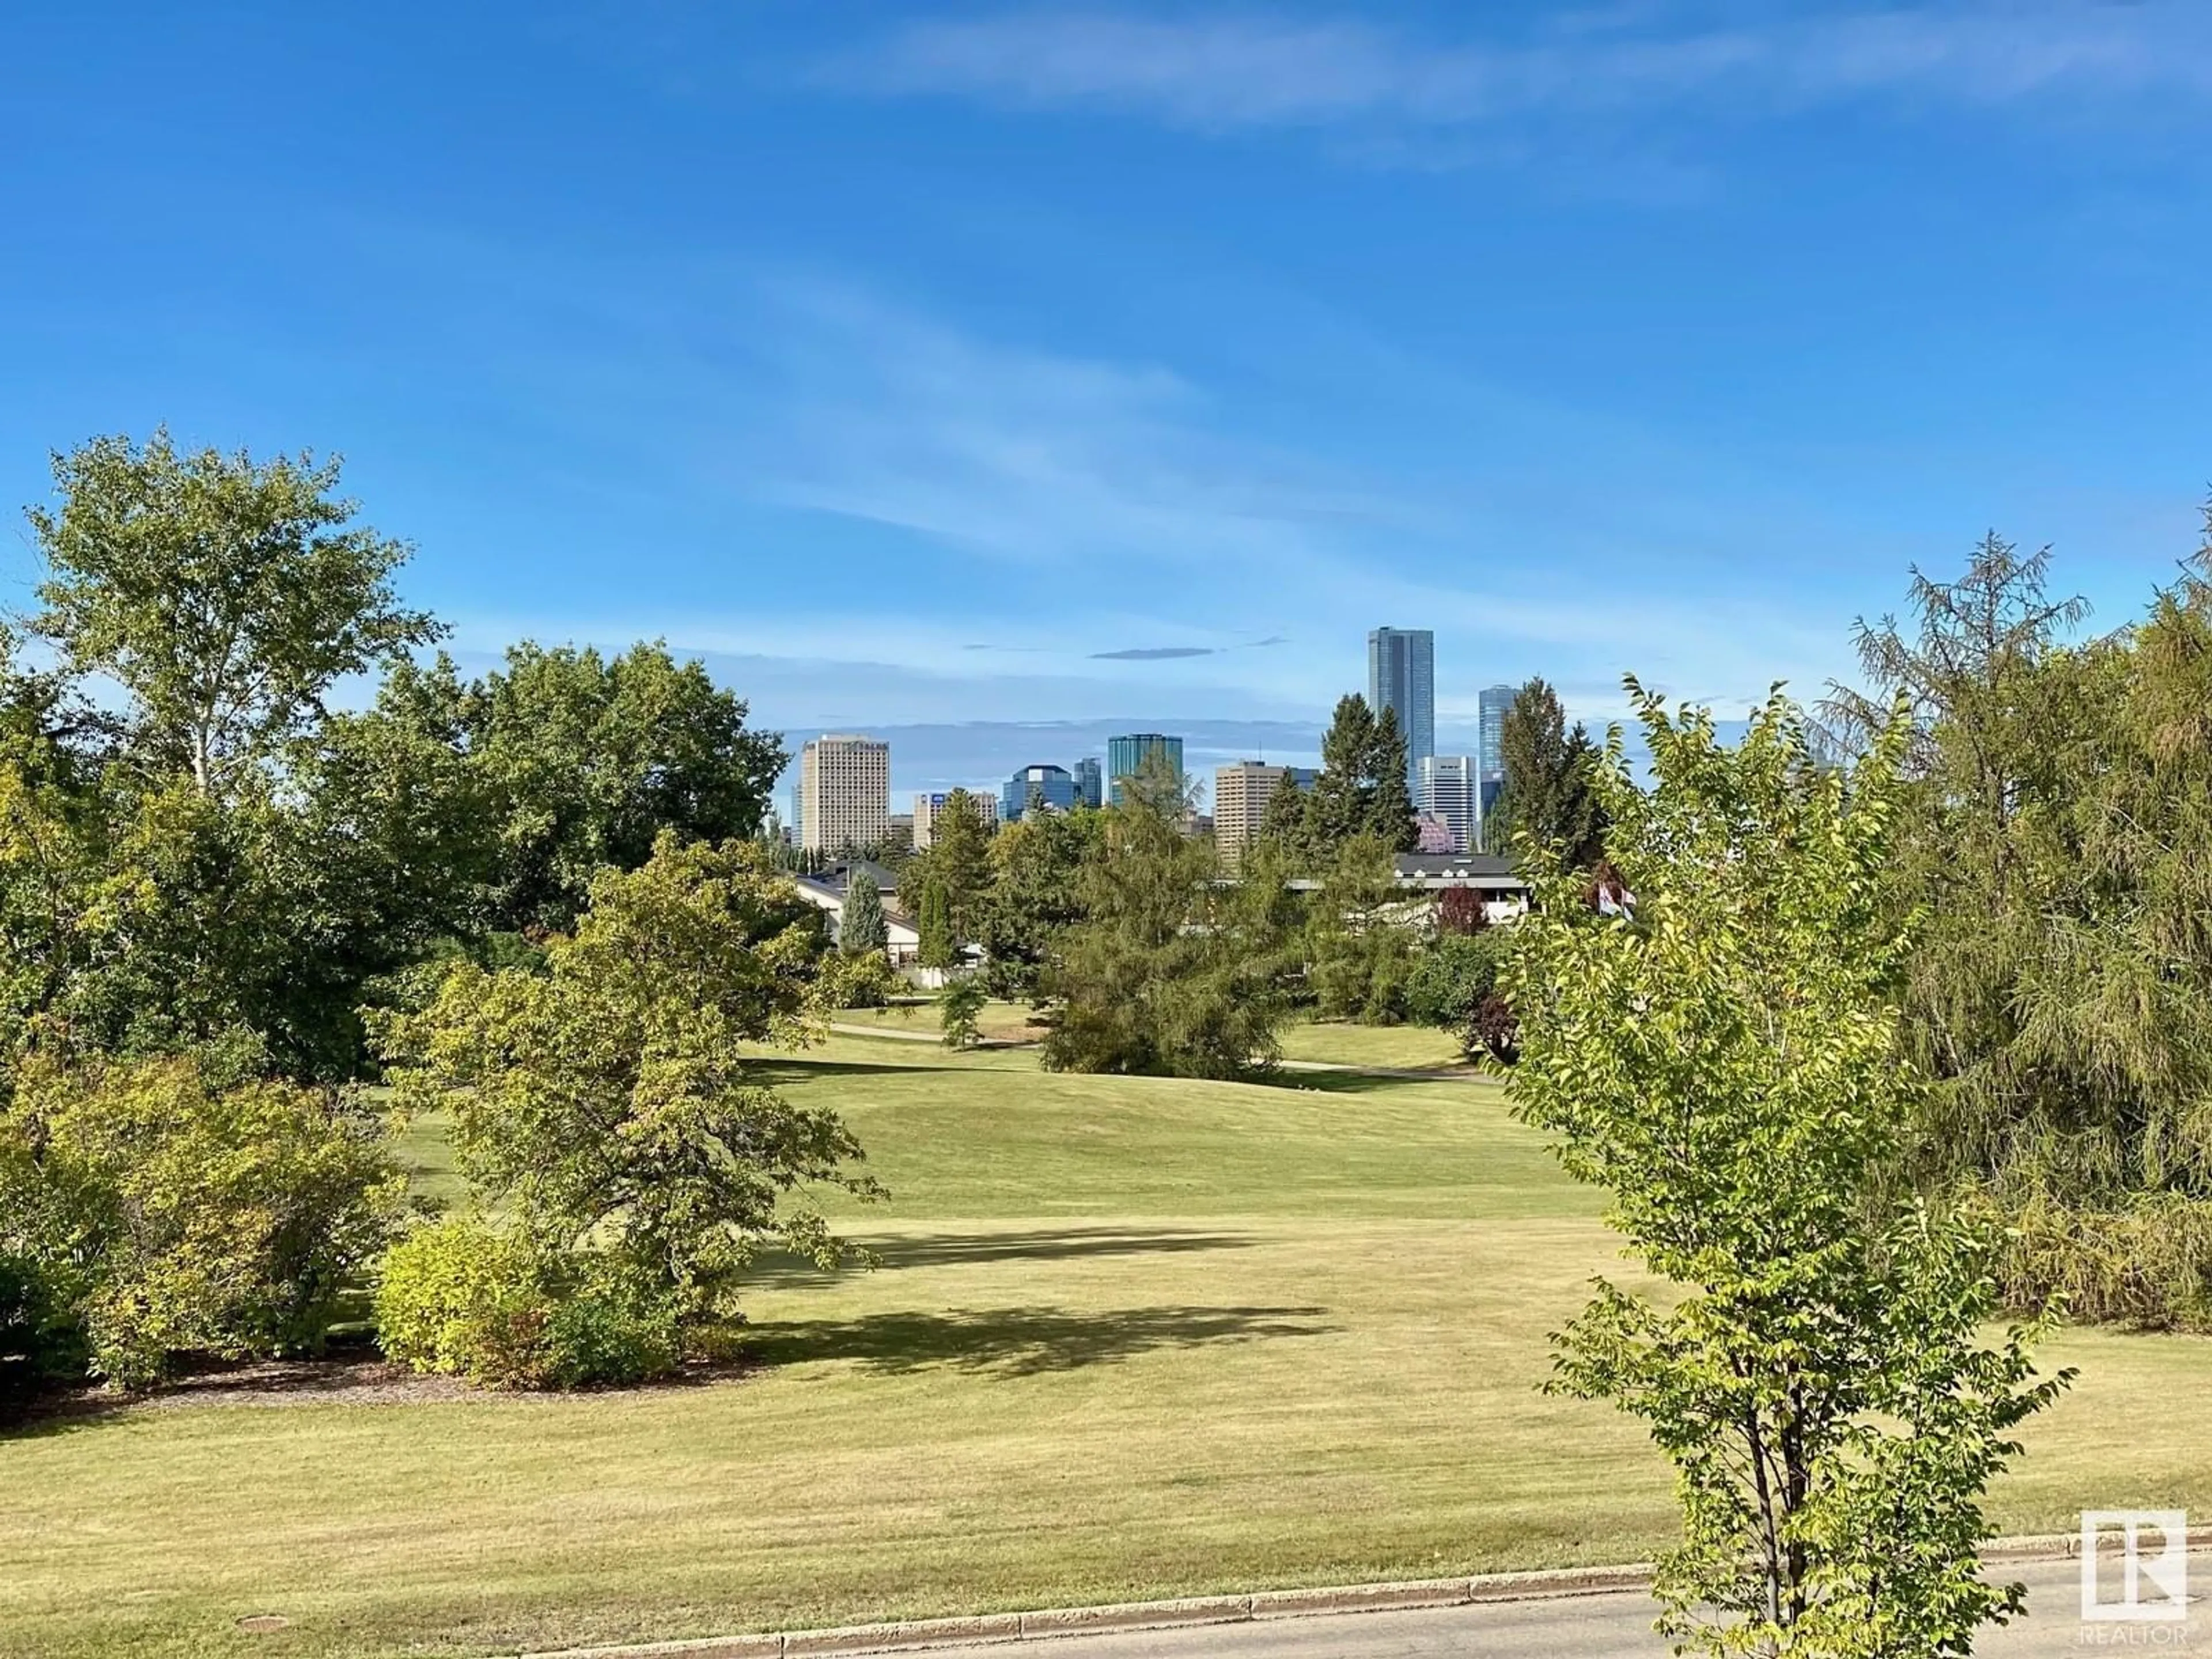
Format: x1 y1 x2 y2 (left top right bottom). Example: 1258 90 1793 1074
739 278 1405 582
823 3 2212 133
446 270 1856 731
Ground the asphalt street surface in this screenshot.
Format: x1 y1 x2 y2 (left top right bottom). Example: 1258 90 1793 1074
921 1558 2198 1657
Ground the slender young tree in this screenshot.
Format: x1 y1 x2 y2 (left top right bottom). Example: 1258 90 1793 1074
1503 681 2069 1658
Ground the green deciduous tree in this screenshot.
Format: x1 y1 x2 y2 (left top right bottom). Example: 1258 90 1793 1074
28 431 441 796
974 806 1100 998
1042 755 1292 1079
0 638 120 1082
1503 681 2069 1659
453 642 786 935
375 836 878 1363
1404 928 1505 1030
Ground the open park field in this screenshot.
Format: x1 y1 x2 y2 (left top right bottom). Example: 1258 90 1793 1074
834 1000 1473 1071
5 1034 2210 1659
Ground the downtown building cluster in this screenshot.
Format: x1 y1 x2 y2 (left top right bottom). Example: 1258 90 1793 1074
785 631 1517 863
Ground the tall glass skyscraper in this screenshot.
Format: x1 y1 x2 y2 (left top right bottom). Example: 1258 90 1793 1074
1367 627 1435 795
1072 756 1103 809
1478 684 1516 782
1105 733 1183 806
1476 684 1516 847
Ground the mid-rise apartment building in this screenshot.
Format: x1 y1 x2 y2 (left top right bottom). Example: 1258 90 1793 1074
800 734 889 854
1213 761 1318 869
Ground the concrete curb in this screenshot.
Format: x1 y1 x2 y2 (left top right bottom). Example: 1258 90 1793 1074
516 1534 2212 1659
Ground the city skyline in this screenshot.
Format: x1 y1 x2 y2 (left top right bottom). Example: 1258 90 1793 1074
778 628 1539 807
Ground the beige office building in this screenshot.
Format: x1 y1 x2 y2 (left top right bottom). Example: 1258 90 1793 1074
800 734 890 853
1214 761 1295 870
911 789 999 850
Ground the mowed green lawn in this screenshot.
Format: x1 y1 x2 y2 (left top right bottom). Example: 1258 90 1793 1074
1275 1020 1472 1072
4 1036 2209 1659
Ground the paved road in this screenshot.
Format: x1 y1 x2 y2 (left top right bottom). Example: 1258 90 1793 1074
925 1560 2198 1657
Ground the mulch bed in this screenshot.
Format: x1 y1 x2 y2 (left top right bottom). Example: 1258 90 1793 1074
6 1346 760 1429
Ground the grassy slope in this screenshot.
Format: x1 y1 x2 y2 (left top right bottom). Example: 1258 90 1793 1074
832 999 1047 1044
1274 1021 1472 1072
4 1039 2207 1659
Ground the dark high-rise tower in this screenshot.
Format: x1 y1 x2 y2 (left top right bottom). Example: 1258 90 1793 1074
1366 627 1435 796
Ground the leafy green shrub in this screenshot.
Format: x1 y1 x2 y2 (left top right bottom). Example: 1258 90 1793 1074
374 1217 555 1387
540 1265 683 1388
376 1218 683 1389
1404 930 1505 1028
1998 1194 2212 1331
0 1250 87 1399
0 1054 406 1390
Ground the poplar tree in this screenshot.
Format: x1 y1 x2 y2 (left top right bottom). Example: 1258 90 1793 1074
840 869 887 956
915 880 955 971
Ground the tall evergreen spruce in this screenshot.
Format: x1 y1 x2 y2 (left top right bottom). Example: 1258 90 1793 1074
1297 692 1419 863
1305 694 1377 853
1493 677 1605 868
1368 705 1418 852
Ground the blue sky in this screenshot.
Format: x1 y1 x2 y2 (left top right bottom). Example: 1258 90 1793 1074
6 2 2211 801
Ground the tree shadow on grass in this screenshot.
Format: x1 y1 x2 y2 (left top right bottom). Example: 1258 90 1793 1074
745 1058 949 1085
1260 1069 1475 1097
749 1226 1257 1285
744 1303 1336 1376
